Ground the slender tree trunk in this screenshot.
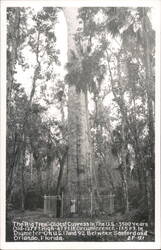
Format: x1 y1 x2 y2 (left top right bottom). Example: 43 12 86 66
56 152 67 195
46 155 52 194
121 116 129 213
34 157 43 193
19 133 26 211
7 8 20 116
118 55 129 213
6 9 21 204
29 152 33 183
56 92 67 196
131 97 147 196
142 8 155 227
107 52 129 213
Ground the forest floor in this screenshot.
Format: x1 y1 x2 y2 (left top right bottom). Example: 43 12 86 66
6 208 154 242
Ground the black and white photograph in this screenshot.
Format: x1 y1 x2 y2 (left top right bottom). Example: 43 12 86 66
0 0 161 249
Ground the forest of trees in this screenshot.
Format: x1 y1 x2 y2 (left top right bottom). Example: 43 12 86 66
6 6 155 236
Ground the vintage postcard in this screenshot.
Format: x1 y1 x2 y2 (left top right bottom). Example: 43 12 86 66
0 0 161 249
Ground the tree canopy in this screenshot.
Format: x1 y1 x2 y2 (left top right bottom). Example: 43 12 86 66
6 6 155 232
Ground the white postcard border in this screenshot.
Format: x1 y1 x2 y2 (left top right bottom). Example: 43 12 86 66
0 0 160 249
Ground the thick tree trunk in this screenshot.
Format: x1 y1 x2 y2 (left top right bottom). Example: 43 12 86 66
67 86 92 214
63 8 93 216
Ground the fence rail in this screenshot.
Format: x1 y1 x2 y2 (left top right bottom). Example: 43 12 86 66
44 193 115 217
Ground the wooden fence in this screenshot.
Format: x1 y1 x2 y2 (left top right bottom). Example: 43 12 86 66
44 192 115 217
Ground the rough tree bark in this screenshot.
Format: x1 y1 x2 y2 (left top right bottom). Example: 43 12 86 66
118 54 129 213
6 8 21 204
108 52 129 213
7 8 20 116
63 8 94 216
